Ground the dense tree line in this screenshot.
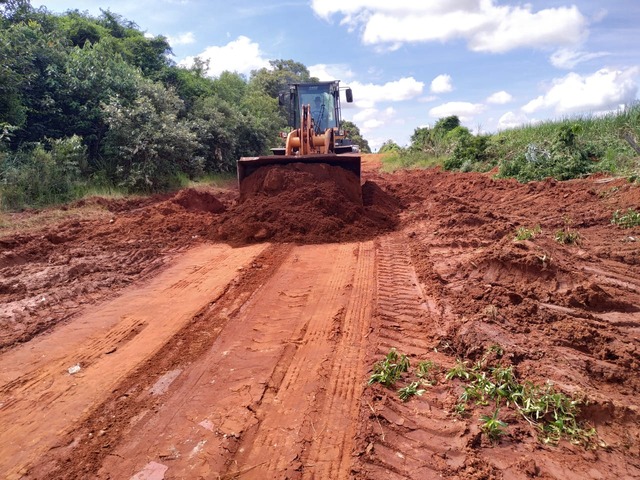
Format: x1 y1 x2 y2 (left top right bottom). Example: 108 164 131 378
0 1 370 208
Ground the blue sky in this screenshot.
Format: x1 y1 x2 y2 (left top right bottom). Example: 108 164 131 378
36 1 640 150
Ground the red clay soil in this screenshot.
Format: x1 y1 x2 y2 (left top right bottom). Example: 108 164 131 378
0 188 225 351
216 162 399 244
1 156 639 479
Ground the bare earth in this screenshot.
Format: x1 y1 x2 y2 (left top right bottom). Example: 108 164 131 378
0 154 639 479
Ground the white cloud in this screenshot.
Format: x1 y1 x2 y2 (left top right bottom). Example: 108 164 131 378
167 32 196 46
522 67 640 114
486 90 513 104
178 35 269 77
349 77 424 108
498 111 530 130
311 1 588 53
308 63 356 82
430 74 453 93
351 106 396 133
549 48 609 69
429 101 485 122
418 95 438 103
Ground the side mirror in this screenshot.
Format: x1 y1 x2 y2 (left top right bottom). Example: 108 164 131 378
278 93 285 106
345 88 353 103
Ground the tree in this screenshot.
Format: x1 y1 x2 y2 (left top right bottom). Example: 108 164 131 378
340 120 371 153
56 10 109 46
61 39 143 161
103 80 198 190
0 0 32 24
0 19 69 143
159 63 216 111
212 71 247 106
249 59 316 98
379 140 402 153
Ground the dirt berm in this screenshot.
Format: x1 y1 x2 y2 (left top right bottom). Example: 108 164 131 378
215 162 400 244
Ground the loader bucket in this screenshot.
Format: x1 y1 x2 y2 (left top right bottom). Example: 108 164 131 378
237 153 361 187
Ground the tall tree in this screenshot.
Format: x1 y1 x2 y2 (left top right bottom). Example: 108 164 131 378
340 120 371 153
249 59 316 98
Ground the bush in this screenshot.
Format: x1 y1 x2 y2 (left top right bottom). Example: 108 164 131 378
103 80 199 191
497 125 596 182
0 136 87 210
444 134 490 171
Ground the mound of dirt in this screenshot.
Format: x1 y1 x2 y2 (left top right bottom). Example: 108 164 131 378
172 188 226 213
215 163 399 244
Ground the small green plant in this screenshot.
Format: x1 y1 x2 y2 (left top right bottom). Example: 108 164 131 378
485 344 505 357
514 225 541 241
480 409 508 441
611 208 640 228
554 229 581 244
554 216 581 245
398 381 425 402
453 403 467 416
444 349 597 447
368 348 410 386
445 360 471 380
415 360 439 385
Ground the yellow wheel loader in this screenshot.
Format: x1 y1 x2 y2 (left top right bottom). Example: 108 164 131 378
237 81 361 187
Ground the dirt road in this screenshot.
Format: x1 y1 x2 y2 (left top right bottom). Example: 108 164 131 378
1 155 639 479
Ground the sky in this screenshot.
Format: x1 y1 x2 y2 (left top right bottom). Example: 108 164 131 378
36 1 640 151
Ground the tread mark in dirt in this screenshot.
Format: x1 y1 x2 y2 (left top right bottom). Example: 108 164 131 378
303 242 375 480
355 235 468 479
93 242 375 479
0 243 268 479
223 242 376 479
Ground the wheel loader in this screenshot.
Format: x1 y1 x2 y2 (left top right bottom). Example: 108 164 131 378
237 80 361 188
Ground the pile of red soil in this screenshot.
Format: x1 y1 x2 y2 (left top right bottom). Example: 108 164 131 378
215 163 400 244
172 188 226 213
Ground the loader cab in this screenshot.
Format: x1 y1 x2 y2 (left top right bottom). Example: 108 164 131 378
279 81 353 134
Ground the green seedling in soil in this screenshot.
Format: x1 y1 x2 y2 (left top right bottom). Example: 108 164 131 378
445 360 471 381
486 344 505 357
514 225 541 241
398 381 425 402
611 208 640 228
368 348 410 387
453 403 468 417
446 351 597 447
480 409 508 441
415 360 439 385
554 217 581 245
555 229 581 244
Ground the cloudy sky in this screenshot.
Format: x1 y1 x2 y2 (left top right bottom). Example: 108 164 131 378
36 1 640 150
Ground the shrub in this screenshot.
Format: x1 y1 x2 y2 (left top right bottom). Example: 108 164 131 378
0 136 86 210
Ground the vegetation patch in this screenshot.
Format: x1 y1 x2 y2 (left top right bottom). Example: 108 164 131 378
368 346 598 446
514 225 541 241
611 208 640 229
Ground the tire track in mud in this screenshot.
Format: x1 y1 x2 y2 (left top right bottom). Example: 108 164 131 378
90 242 376 479
355 235 468 480
226 242 376 480
0 243 269 479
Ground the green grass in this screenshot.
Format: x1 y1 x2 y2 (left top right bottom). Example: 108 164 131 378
415 360 440 385
480 409 508 441
398 381 425 402
555 228 581 244
611 208 640 228
514 225 541 241
188 172 237 188
387 103 640 182
444 352 596 446
381 150 445 172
